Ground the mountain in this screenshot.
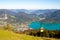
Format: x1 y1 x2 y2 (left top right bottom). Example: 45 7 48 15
0 9 39 23
8 9 57 15
46 10 60 22
38 10 60 22
0 9 60 23
30 9 57 15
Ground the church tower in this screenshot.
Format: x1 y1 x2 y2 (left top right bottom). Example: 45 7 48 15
4 10 8 20
4 13 8 19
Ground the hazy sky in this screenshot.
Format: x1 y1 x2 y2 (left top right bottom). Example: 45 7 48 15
0 0 60 9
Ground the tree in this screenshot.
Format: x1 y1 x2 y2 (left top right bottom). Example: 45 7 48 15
4 23 11 30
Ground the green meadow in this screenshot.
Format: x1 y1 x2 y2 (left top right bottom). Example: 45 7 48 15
0 30 60 40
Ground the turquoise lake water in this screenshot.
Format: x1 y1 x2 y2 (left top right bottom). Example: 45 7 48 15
28 22 60 30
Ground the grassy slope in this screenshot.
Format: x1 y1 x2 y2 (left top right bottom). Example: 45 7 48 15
0 30 59 40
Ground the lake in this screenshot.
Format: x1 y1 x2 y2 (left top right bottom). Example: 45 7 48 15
28 22 60 30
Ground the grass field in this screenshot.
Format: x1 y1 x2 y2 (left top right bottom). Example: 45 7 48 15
0 30 60 40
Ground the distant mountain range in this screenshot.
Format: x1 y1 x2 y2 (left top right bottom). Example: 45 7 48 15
0 9 60 23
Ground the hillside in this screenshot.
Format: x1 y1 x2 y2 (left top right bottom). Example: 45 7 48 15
42 10 60 22
0 30 60 40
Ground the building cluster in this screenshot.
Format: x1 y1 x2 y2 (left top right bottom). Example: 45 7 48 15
0 13 8 28
14 23 29 32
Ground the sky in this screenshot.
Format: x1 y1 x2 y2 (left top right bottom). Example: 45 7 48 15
0 0 60 9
